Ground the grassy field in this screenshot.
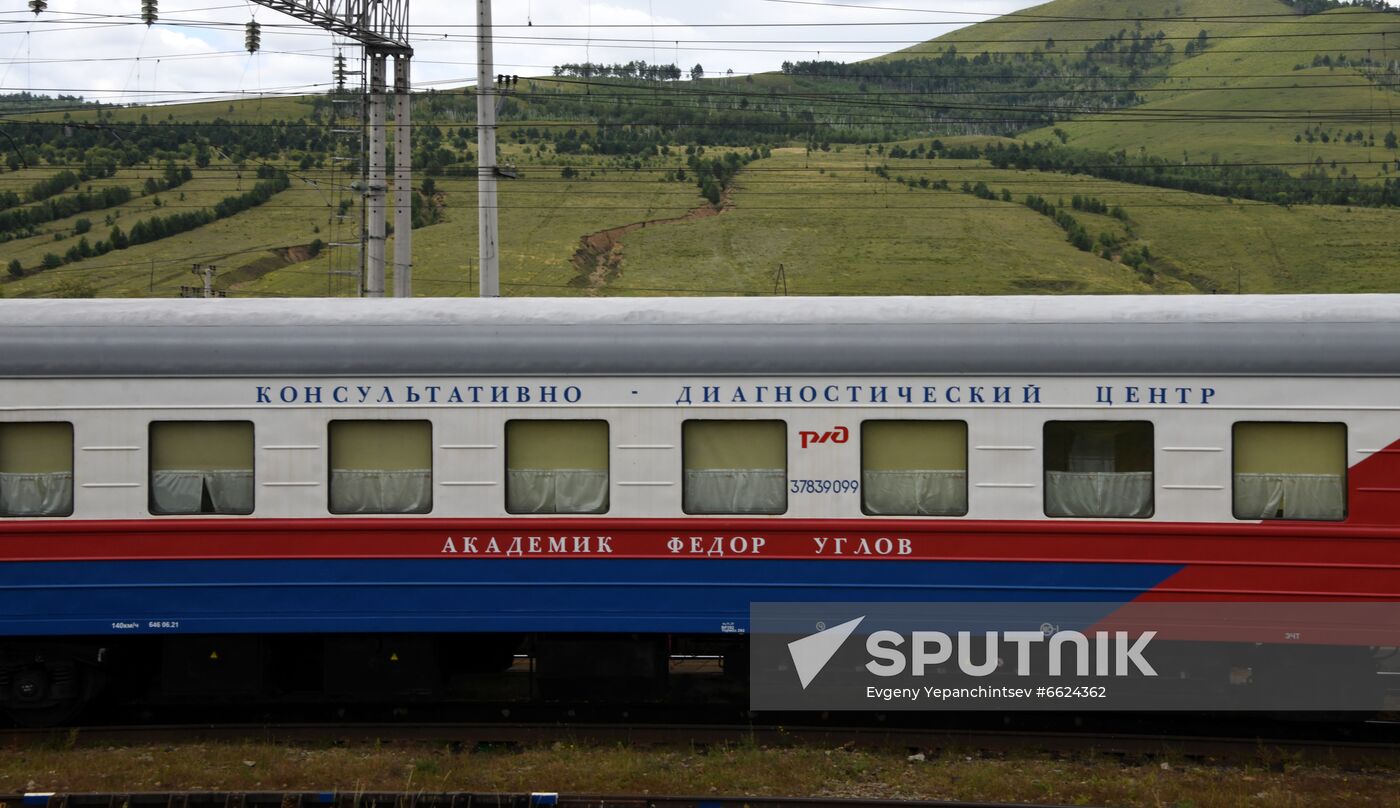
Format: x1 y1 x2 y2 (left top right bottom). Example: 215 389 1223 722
0 165 130 197
30 95 317 126
6 137 1398 299
0 164 334 298
3 739 1398 807
604 145 1400 296
231 142 715 298
609 147 1153 296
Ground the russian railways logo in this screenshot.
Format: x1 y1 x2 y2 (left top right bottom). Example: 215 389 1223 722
800 426 850 449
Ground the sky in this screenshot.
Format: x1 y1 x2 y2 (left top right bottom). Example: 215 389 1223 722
0 0 1044 105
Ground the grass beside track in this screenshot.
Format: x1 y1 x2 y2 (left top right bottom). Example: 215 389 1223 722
3 740 1399 807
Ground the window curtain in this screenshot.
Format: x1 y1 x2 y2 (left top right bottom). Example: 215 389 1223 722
1045 471 1153 518
1066 430 1118 472
683 469 785 514
150 469 254 515
507 469 608 514
0 471 72 516
1234 473 1344 520
330 469 432 514
863 470 967 516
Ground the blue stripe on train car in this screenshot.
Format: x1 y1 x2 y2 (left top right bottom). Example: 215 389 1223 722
0 558 1181 636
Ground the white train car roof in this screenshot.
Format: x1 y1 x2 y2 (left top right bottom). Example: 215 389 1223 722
1 295 1398 377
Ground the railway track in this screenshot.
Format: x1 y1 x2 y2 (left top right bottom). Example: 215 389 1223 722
3 721 1398 765
0 794 1096 808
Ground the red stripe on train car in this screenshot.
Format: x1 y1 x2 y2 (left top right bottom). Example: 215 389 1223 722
0 517 1398 563
1 518 1398 601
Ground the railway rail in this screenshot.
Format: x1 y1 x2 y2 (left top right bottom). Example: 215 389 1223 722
3 721 1399 765
0 795 1095 808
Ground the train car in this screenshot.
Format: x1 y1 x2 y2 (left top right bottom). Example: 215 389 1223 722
1 295 1399 723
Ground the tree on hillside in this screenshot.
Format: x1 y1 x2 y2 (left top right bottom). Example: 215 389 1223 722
7 258 22 278
701 178 721 205
690 64 705 81
1387 131 1398 150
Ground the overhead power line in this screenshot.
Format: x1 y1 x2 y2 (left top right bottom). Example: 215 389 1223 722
756 0 1400 24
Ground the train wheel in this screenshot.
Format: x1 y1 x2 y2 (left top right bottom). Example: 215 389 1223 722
2 657 91 727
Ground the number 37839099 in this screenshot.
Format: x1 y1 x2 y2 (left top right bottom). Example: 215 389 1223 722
790 479 859 494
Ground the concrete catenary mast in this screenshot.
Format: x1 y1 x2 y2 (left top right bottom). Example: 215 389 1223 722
249 1 414 297
476 0 500 297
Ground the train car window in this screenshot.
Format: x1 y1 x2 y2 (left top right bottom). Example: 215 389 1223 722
149 421 255 515
0 422 73 517
682 420 786 515
505 420 609 514
861 421 968 516
1233 422 1346 521
1044 421 1154 518
329 420 432 514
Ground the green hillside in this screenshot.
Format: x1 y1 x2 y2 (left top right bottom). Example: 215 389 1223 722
1 0 1397 299
997 4 1400 175
611 144 1400 296
883 0 1287 59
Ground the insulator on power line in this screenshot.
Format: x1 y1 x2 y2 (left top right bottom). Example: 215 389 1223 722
28 0 46 15
334 51 349 90
141 0 157 26
245 20 261 54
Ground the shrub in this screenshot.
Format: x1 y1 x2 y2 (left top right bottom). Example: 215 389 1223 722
52 277 97 298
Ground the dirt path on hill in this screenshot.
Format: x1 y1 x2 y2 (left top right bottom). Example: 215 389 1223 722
219 244 321 292
570 186 735 291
